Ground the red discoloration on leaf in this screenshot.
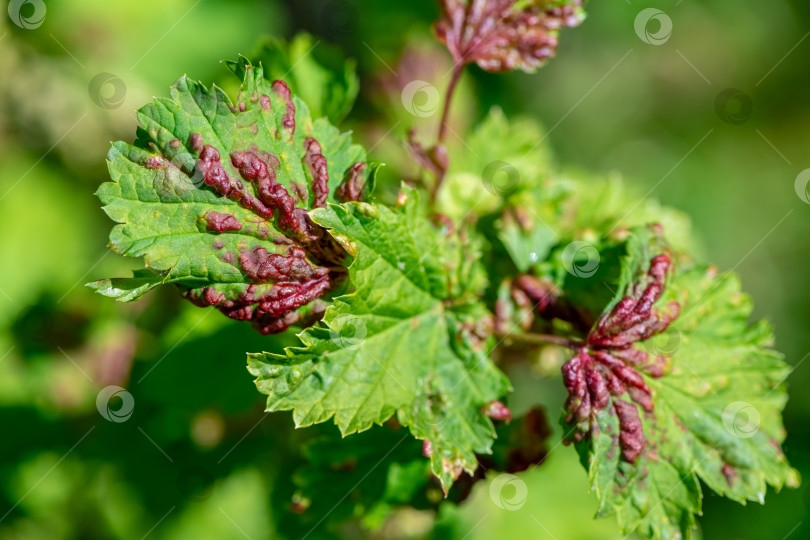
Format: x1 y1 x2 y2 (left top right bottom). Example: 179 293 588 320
259 94 271 111
190 287 226 307
145 155 169 169
272 80 296 135
563 253 680 460
238 246 328 283
483 400 511 423
181 134 343 333
303 137 329 208
614 400 646 463
441 457 466 485
230 150 315 242
336 162 368 203
494 275 559 334
98 69 361 338
205 211 243 233
189 132 204 154
184 271 331 335
193 138 274 219
514 274 557 314
435 0 584 73
722 463 737 486
197 144 241 197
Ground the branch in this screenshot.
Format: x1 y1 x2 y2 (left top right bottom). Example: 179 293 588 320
495 331 584 350
437 63 464 144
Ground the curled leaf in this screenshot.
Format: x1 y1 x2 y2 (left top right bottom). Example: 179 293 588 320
435 0 586 73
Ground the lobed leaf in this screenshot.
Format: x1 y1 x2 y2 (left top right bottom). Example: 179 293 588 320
239 32 360 123
91 58 376 333
563 230 798 539
248 189 510 490
435 0 586 73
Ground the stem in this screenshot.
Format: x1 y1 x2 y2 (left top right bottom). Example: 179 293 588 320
495 331 584 350
429 64 464 207
437 64 464 144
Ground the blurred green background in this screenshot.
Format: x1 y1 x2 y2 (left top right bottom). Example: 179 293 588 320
1 0 808 538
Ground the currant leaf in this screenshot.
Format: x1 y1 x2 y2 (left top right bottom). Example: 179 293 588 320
496 173 699 278
435 0 586 73
435 107 552 222
234 33 360 123
248 189 510 491
289 425 430 535
90 58 377 333
87 269 165 302
563 230 798 540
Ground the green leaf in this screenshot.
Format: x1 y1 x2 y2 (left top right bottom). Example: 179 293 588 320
567 231 799 540
497 174 700 277
248 189 509 490
86 269 165 302
436 108 552 221
90 58 375 332
290 425 431 534
238 33 360 123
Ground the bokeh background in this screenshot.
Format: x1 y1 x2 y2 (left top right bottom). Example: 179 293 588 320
1 0 808 538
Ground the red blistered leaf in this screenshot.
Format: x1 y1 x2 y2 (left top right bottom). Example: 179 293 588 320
562 252 679 461
435 0 585 73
